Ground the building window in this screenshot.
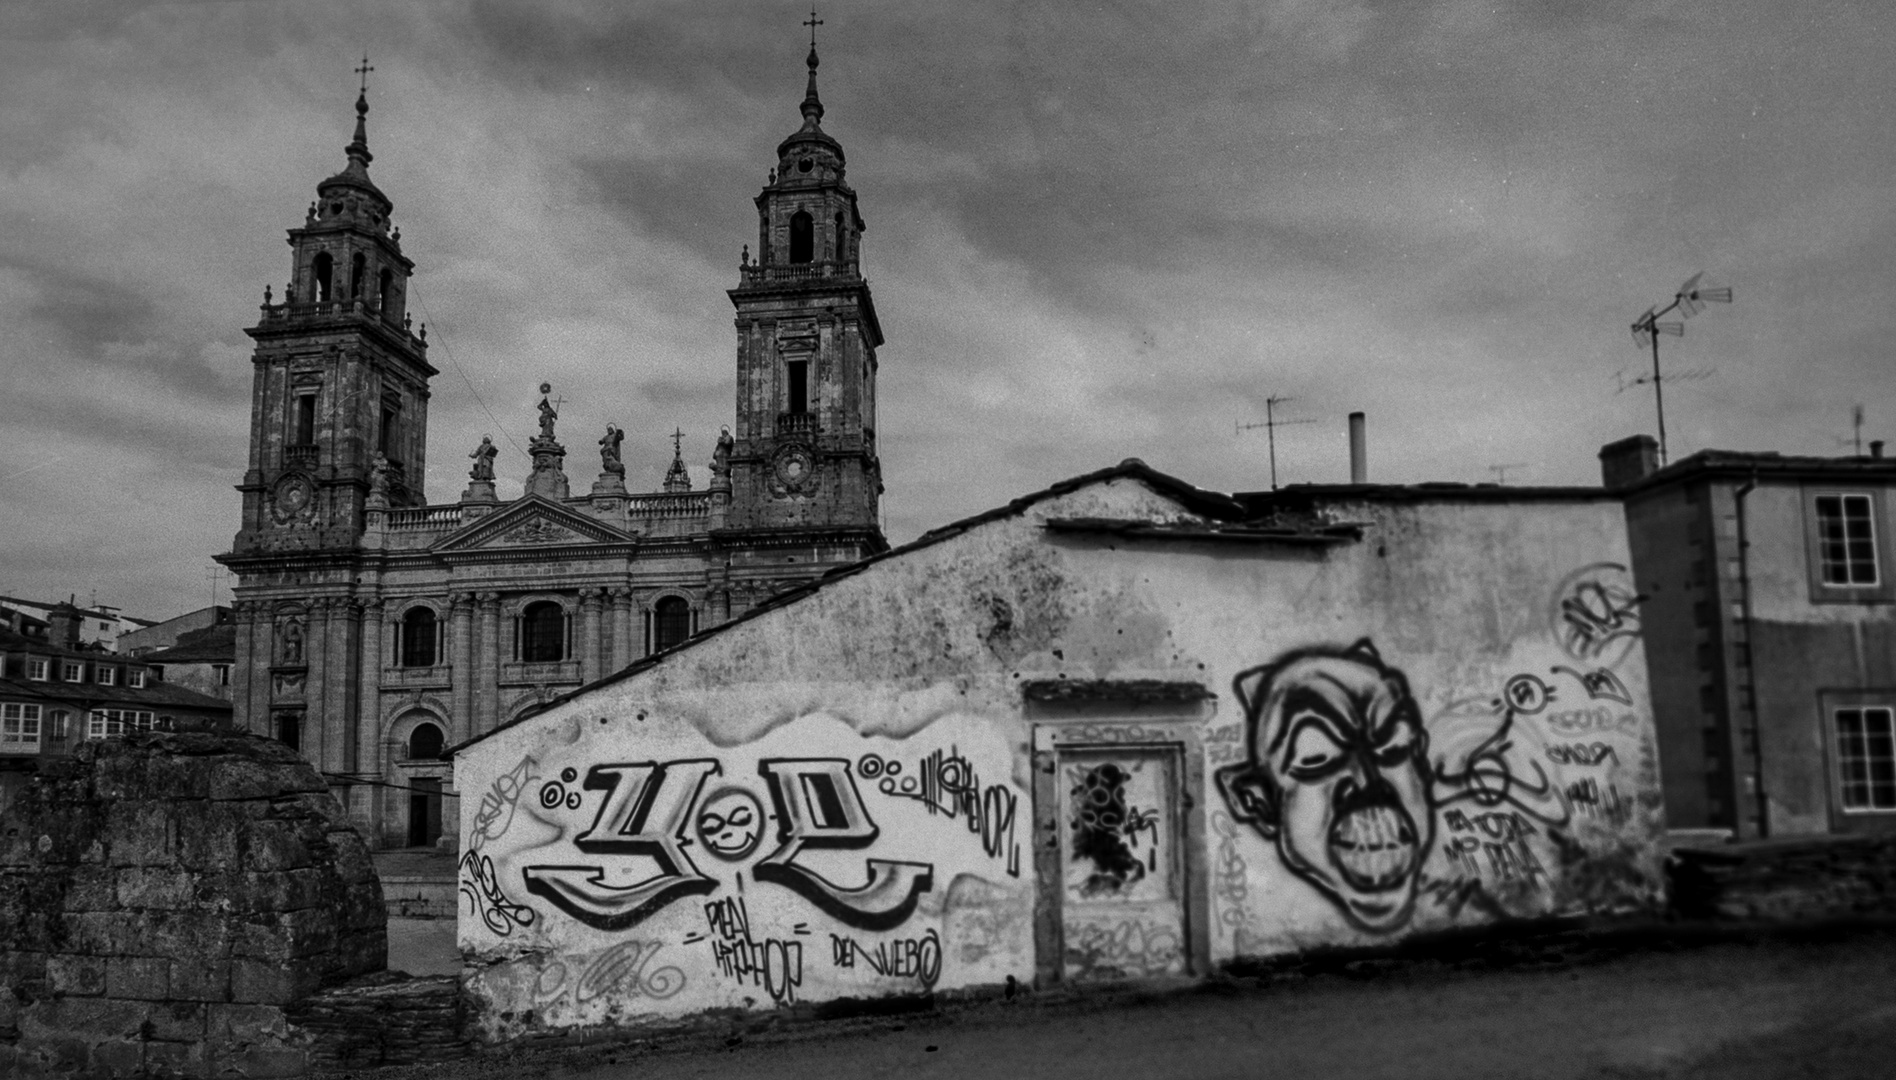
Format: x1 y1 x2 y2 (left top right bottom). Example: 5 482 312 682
2 703 41 751
97 666 116 686
26 659 47 681
1838 706 1896 812
313 252 333 302
519 601 567 663
400 607 439 668
127 668 144 688
789 210 814 263
276 712 302 752
351 251 366 299
788 360 809 415
378 267 393 310
834 211 846 260
87 709 153 740
293 393 317 446
1816 493 1880 586
653 596 692 653
408 722 444 761
50 710 70 740
61 661 82 682
213 664 231 687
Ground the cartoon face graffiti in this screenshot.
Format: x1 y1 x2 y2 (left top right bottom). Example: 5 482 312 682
1215 639 1435 932
694 786 765 861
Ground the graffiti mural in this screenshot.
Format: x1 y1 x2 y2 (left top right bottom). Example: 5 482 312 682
1215 637 1658 937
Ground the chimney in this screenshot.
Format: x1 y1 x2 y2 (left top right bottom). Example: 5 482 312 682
47 601 83 649
1873 440 1886 460
1599 435 1660 489
1348 412 1368 484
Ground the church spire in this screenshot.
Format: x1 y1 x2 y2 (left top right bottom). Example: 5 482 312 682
346 55 374 169
799 9 825 132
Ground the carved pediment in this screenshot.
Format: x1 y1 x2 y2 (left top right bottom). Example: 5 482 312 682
434 495 634 553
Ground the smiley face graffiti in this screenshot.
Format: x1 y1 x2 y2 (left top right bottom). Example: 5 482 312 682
695 786 765 861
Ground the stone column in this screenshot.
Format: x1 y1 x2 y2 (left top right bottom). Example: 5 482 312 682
578 588 603 684
356 598 384 774
230 601 257 732
249 603 274 735
304 598 331 771
330 599 362 776
608 587 634 672
477 592 501 733
449 592 474 741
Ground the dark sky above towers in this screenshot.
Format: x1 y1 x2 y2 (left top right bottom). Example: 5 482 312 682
1 1 1891 618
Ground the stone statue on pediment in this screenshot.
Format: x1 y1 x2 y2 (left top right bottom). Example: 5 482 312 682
600 424 625 475
470 435 497 481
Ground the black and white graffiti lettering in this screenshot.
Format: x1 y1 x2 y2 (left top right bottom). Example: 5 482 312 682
459 850 535 936
469 755 537 852
1551 665 1634 706
702 896 803 1004
1551 563 1644 664
1546 742 1619 767
574 940 686 1003
828 928 943 989
695 786 765 861
862 747 1023 877
521 759 721 930
754 758 935 931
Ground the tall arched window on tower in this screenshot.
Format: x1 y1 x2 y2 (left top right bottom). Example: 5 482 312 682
312 252 333 303
351 252 366 300
400 607 438 668
519 601 567 663
834 212 846 262
378 267 394 312
653 596 692 653
292 392 317 447
789 210 814 264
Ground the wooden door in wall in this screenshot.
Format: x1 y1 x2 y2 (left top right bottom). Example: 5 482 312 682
1057 747 1188 981
408 777 443 848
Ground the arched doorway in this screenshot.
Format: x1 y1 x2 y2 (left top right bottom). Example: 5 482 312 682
405 721 445 848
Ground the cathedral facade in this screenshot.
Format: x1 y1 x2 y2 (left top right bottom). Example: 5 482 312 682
218 48 887 849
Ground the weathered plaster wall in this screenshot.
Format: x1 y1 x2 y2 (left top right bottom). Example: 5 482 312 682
456 477 1666 1037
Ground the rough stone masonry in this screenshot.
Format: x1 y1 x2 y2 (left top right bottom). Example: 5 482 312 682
0 727 385 1077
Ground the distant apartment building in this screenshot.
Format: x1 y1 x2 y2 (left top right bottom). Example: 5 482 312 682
119 605 231 656
0 595 149 652
1605 436 1896 839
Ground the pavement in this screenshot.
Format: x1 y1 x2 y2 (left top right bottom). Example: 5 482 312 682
359 920 1896 1080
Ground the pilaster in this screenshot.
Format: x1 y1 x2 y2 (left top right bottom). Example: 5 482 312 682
608 587 634 672
477 592 501 733
578 588 603 684
449 592 473 741
356 598 385 782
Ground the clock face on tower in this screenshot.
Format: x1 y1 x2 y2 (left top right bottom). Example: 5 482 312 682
773 445 815 492
271 474 315 524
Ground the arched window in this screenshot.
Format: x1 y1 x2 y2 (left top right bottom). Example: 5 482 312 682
654 596 692 653
312 253 333 303
835 212 846 261
350 252 366 299
400 608 437 668
789 210 813 264
276 712 302 752
378 268 393 311
520 601 566 662
407 722 444 760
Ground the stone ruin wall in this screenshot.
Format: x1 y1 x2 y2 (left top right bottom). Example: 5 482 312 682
0 729 386 1078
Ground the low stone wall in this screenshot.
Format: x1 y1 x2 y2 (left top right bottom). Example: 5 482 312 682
0 730 386 1078
381 876 458 920
1669 835 1896 921
287 973 467 1071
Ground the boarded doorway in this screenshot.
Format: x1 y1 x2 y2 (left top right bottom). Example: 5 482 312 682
1056 746 1188 981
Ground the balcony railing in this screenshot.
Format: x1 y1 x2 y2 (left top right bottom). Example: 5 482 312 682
738 260 858 286
256 298 425 347
626 491 712 519
284 444 319 470
776 412 817 437
384 506 461 532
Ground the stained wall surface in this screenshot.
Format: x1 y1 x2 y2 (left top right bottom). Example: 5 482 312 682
454 473 1667 1038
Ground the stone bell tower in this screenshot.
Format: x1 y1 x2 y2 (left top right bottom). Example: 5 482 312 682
725 39 885 540
229 77 434 556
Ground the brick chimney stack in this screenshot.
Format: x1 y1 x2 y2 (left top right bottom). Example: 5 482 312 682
47 600 84 648
1599 435 1660 490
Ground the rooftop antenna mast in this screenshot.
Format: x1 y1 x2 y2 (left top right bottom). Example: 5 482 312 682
1237 395 1316 491
1489 463 1529 485
1628 271 1733 465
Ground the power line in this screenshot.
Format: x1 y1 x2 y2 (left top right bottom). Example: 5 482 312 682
405 283 525 457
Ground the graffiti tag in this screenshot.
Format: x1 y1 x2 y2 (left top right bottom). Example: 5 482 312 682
862 747 1023 877
829 928 943 989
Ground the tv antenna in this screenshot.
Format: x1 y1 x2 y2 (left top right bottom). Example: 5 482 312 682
1835 404 1867 456
1628 271 1733 465
1489 463 1530 485
1237 395 1316 490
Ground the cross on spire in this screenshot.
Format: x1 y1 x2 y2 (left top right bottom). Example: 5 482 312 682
803 8 823 48
354 54 374 94
671 428 686 457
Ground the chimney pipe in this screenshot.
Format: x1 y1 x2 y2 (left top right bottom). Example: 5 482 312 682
1873 440 1886 460
1348 412 1368 484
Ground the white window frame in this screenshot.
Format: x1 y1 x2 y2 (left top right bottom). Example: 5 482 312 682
61 661 82 682
213 664 231 687
127 668 145 689
1836 704 1896 813
26 658 48 682
1815 492 1881 587
87 709 153 740
2 703 42 751
97 666 117 687
49 710 70 740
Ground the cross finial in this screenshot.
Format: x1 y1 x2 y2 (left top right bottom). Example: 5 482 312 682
671 428 686 457
803 8 823 49
355 54 375 94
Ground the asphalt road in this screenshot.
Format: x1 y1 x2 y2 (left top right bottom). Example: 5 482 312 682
401 926 1896 1080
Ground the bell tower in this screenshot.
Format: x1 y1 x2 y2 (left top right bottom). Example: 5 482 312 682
230 73 434 555
726 36 885 541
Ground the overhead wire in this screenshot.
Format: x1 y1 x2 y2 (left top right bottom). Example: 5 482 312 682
406 282 526 456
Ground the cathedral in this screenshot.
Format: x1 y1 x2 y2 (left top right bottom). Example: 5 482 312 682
217 44 888 849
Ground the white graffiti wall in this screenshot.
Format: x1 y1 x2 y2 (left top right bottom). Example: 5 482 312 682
460 709 1032 1031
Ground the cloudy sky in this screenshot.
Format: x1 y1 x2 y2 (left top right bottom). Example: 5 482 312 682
1 0 1891 620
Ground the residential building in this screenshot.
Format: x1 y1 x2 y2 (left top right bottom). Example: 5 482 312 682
451 460 1666 1031
120 605 232 656
141 620 238 703
216 45 889 850
0 596 147 652
1605 435 1896 838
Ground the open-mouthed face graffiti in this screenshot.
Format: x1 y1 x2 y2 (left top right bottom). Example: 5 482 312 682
1216 639 1434 932
694 786 764 861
